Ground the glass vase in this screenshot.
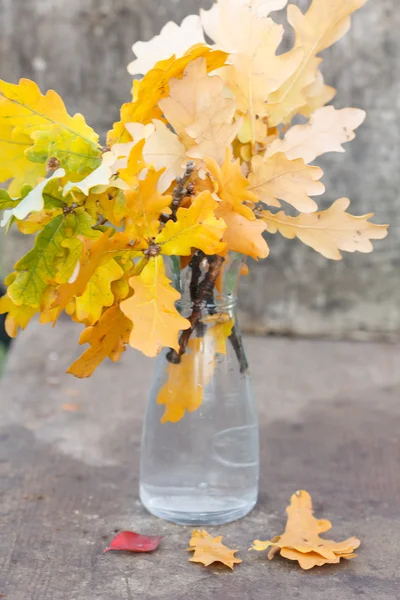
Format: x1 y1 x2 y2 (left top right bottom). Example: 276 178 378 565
139 253 259 525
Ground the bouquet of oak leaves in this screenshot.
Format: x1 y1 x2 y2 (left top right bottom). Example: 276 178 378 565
0 0 387 385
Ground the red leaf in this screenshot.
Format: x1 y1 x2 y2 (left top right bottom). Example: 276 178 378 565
104 531 162 554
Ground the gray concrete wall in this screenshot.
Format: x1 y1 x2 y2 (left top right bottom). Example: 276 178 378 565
1 0 399 340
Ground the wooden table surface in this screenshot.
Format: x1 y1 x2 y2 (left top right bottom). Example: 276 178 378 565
1 321 400 600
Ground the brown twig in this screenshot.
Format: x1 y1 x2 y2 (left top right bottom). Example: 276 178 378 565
167 254 225 363
169 161 195 222
229 326 249 374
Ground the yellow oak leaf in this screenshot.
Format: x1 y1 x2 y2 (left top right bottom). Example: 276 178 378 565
75 258 124 326
157 337 215 424
156 191 226 256
0 79 100 193
265 0 368 126
128 15 206 76
53 231 134 321
68 305 133 378
123 168 172 241
251 490 360 570
0 292 38 338
120 256 190 357
261 198 389 260
188 530 242 570
266 106 366 164
0 124 46 197
157 318 233 424
248 153 324 212
108 47 228 146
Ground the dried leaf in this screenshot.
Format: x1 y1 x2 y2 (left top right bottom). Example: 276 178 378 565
251 490 360 570
266 106 366 164
188 530 242 570
265 0 368 125
262 198 389 260
161 58 240 165
201 0 302 123
109 47 227 146
249 153 324 212
104 531 162 554
128 15 206 76
120 256 190 358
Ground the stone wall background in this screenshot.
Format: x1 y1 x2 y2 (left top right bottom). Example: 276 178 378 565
0 0 399 340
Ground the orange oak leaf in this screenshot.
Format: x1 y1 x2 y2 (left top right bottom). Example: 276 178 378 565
188 530 242 570
120 256 190 358
248 153 325 212
261 198 389 260
68 305 133 378
251 490 360 570
206 150 269 260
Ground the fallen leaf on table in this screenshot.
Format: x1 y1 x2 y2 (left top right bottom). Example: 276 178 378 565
251 490 360 570
104 531 162 554
187 529 242 570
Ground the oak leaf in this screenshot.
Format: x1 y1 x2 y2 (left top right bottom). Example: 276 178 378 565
157 318 233 423
122 168 172 240
75 258 124 326
297 70 336 119
104 531 162 553
248 153 324 212
156 191 227 257
0 78 100 193
0 124 46 197
53 231 134 322
157 338 214 424
206 151 269 259
0 292 38 338
265 0 368 126
266 106 366 164
187 530 242 570
7 213 87 308
109 47 227 146
128 14 206 76
201 0 302 125
68 305 133 378
251 490 360 570
262 198 389 260
120 256 190 358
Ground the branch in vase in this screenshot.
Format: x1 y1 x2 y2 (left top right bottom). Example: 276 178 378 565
229 326 249 374
167 254 225 364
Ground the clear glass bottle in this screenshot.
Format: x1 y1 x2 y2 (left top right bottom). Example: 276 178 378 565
140 253 259 525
